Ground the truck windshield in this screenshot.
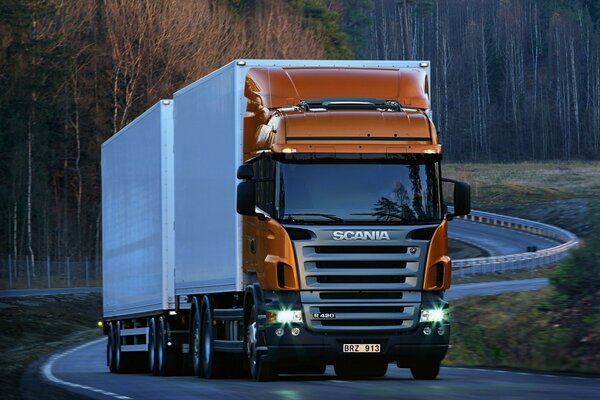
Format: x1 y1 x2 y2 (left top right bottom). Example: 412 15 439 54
275 160 441 224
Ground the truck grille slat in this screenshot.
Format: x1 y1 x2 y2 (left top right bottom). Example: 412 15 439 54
313 246 408 254
314 260 406 269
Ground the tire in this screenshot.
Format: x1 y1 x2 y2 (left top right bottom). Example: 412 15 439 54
191 305 203 377
201 296 226 379
114 321 126 372
410 360 441 380
157 316 179 376
148 318 158 375
246 304 276 381
107 322 117 373
334 361 388 378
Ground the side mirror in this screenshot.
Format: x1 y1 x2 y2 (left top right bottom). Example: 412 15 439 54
453 181 471 217
442 178 471 219
237 181 256 216
237 164 254 180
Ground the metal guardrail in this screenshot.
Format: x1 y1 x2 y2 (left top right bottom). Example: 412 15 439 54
453 209 579 277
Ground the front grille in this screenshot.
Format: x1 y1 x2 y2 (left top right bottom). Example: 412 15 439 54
303 303 416 332
300 244 419 291
289 225 432 333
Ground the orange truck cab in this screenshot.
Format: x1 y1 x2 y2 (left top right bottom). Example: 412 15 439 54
101 60 470 382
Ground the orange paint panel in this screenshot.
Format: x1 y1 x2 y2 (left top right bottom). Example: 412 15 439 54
423 220 452 291
242 215 299 291
245 67 429 110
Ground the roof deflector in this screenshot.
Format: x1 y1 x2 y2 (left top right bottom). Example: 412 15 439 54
298 98 402 111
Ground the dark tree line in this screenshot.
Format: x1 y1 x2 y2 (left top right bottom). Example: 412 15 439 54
367 0 600 161
0 0 333 274
1 0 599 272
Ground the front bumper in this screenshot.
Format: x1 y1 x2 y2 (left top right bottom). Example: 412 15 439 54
260 322 449 364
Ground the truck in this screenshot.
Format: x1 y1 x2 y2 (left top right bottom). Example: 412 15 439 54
101 59 471 381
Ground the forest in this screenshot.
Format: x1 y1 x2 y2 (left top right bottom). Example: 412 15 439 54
0 0 599 270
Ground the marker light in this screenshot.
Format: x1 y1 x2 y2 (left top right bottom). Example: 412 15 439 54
282 148 297 153
276 310 303 324
420 308 446 323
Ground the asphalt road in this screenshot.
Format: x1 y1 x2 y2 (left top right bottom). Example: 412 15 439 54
448 219 560 256
43 333 598 399
36 278 600 400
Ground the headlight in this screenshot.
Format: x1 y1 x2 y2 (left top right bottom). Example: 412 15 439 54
276 310 303 324
420 308 446 323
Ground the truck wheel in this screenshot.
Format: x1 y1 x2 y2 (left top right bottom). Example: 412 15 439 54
246 304 276 381
107 322 117 372
410 360 441 380
191 306 203 377
148 318 158 375
157 316 179 376
201 297 226 378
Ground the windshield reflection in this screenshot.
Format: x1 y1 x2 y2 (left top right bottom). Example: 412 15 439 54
276 162 440 224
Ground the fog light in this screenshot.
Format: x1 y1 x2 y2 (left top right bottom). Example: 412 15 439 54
167 341 172 346
291 327 301 336
423 326 432 336
275 328 284 337
437 326 445 336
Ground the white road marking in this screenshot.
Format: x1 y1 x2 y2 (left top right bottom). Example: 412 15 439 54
41 337 133 400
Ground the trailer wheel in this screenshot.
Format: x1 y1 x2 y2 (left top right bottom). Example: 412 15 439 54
246 304 276 381
191 306 203 377
114 321 126 372
107 322 117 372
410 360 440 380
201 296 226 378
148 318 158 375
157 316 179 376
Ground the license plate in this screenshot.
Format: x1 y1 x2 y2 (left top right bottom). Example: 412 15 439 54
343 344 381 353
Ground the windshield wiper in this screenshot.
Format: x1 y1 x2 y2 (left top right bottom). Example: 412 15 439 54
283 213 344 222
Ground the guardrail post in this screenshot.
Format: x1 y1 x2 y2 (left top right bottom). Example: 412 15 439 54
47 256 51 288
67 257 71 288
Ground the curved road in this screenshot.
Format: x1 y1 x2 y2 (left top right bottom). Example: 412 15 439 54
20 218 580 398
36 278 600 400
448 219 560 256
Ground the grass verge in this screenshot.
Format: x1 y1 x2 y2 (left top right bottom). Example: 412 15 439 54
0 293 102 400
444 287 600 374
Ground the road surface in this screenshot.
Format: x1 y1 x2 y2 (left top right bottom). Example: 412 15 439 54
448 219 560 256
33 278 600 400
